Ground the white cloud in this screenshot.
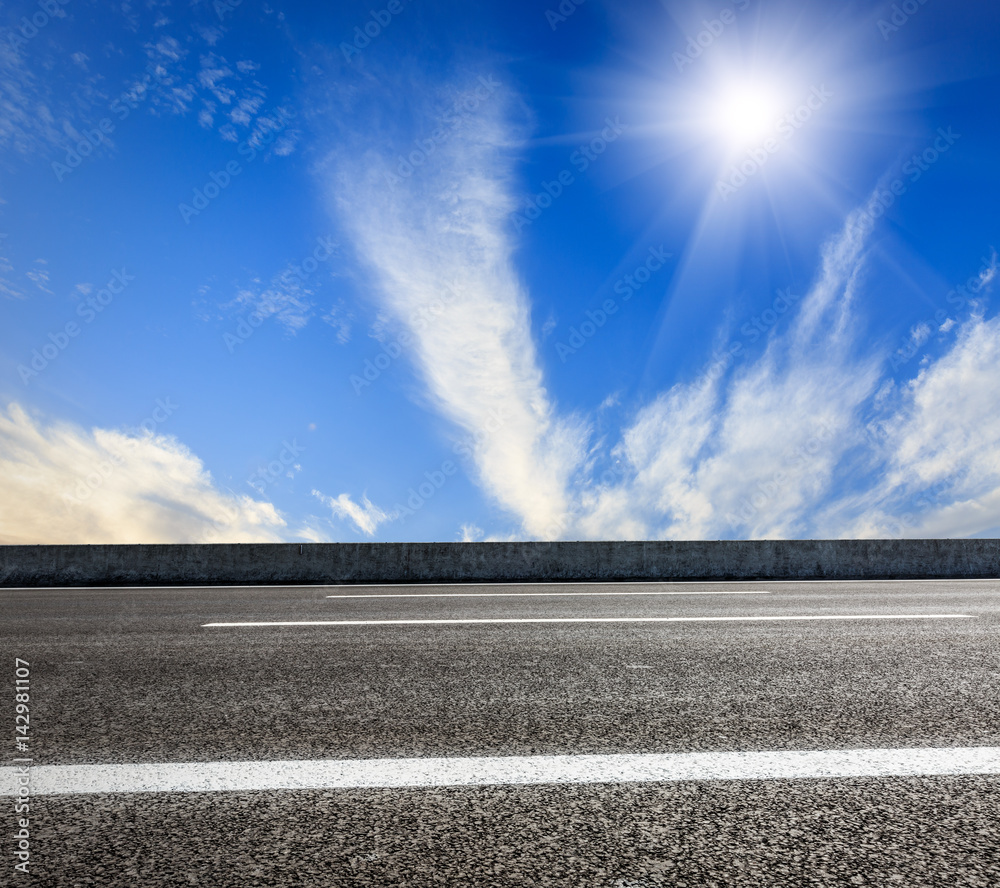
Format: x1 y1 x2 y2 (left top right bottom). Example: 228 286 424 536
832 311 1000 538
0 403 289 544
589 213 1000 540
312 490 394 537
458 523 483 542
194 25 223 46
575 208 883 541
540 313 557 338
0 40 104 156
0 242 24 300
222 237 336 335
196 55 267 123
315 70 1000 543
246 105 296 156
978 251 998 290
25 259 52 294
237 94 265 118
198 54 235 103
324 77 588 539
227 280 313 334
909 322 931 348
147 36 185 63
322 302 352 343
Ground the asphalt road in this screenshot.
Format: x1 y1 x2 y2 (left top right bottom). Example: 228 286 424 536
3 579 999 886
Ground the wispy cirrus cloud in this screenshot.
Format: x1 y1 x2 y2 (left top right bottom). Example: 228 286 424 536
318 66 1000 541
0 37 105 158
579 207 884 541
321 73 589 539
218 236 337 336
825 308 1000 539
579 214 1000 540
1 3 277 166
597 211 1000 540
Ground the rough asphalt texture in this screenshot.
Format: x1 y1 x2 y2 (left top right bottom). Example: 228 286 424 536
3 580 999 886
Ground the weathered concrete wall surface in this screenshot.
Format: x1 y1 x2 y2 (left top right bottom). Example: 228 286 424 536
0 540 997 586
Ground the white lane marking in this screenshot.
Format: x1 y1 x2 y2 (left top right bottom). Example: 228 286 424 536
4 747 998 795
8 578 996 591
325 590 773 598
202 614 974 627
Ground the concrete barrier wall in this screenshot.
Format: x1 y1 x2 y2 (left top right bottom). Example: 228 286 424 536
0 540 998 586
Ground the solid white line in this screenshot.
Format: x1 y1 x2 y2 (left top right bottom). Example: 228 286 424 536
324 590 773 598
3 747 998 795
0 581 767 590
202 614 974 627
7 579 996 591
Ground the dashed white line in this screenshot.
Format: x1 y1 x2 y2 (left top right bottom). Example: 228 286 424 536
4 747 997 795
324 590 773 598
202 614 974 627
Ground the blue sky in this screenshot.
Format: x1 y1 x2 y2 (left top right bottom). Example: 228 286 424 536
2 0 999 543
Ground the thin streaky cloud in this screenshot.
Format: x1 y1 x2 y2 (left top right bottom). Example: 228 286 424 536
324 76 589 539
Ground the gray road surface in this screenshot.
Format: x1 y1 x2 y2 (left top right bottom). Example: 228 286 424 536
3 579 999 886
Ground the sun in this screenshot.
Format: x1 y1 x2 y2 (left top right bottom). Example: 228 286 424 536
707 79 787 151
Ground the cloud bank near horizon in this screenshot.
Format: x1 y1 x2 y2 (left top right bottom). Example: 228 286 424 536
0 402 290 544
